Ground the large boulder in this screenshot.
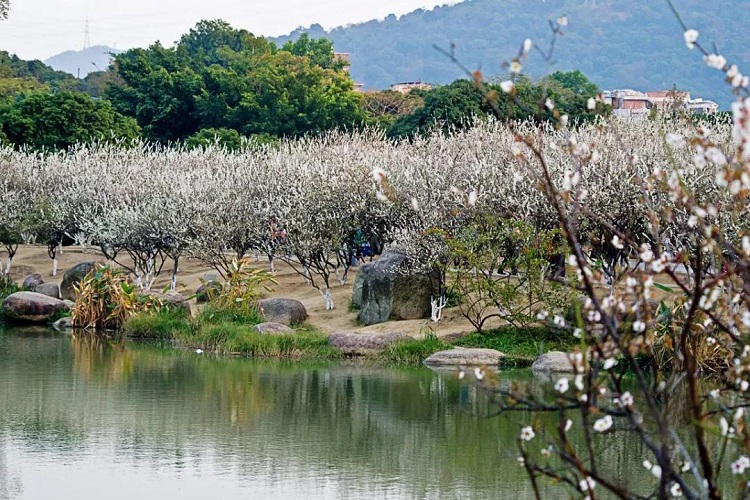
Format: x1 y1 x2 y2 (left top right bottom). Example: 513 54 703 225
2 292 69 323
22 274 44 290
356 251 434 326
328 331 410 355
60 261 100 301
258 298 307 326
531 351 576 373
253 322 294 335
424 347 505 367
351 272 365 308
33 282 61 300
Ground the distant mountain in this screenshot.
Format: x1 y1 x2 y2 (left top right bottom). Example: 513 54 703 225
45 45 122 78
272 0 749 108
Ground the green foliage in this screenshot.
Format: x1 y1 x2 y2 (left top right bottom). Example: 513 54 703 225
454 327 578 366
106 20 365 143
379 331 451 365
184 127 246 151
447 217 570 333
197 304 264 326
281 33 345 71
0 50 84 97
0 275 19 305
388 72 607 138
202 257 277 318
72 265 162 330
123 308 192 339
0 90 140 150
180 316 339 359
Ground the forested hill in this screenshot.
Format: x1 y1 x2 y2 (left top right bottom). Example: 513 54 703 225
273 0 748 108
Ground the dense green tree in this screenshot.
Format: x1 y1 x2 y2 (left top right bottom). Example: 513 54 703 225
0 51 84 95
106 20 364 142
388 71 608 138
0 90 140 150
388 79 496 138
281 33 345 71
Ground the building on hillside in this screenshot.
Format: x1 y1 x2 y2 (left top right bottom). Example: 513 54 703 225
603 89 718 118
390 81 432 94
646 90 691 110
602 89 653 119
687 98 719 114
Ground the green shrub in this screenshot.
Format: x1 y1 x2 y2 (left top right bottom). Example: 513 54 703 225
184 322 339 359
454 326 577 364
0 275 20 305
123 308 192 339
379 332 451 365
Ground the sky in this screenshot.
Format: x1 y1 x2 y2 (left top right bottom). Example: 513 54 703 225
0 0 463 61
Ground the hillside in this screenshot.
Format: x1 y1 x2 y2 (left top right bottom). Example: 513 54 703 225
44 45 122 78
273 0 748 108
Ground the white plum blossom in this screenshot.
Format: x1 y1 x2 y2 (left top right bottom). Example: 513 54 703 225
555 377 569 393
593 415 613 432
684 29 699 49
731 456 750 475
520 426 535 441
704 53 727 70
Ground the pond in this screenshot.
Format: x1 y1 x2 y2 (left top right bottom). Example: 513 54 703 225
0 326 652 499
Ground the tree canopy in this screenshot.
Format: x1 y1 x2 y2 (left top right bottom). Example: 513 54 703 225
388 71 608 138
105 20 365 143
0 90 140 150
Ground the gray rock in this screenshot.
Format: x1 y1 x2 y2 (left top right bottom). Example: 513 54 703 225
33 282 60 299
52 316 73 331
351 272 365 308
328 331 410 355
2 292 68 323
253 322 295 335
60 261 100 301
62 300 75 310
531 351 576 373
356 251 434 326
258 298 307 326
22 274 44 290
195 281 222 303
424 347 505 367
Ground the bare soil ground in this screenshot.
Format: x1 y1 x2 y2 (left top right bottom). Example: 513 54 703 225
6 245 477 339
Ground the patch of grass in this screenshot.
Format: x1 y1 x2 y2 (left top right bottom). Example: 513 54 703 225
184 322 340 359
379 333 452 365
347 299 360 312
49 307 72 323
197 305 264 325
123 308 192 339
0 275 20 305
454 326 578 366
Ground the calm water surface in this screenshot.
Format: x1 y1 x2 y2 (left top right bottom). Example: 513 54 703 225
0 326 650 499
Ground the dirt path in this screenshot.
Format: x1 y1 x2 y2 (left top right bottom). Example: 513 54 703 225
6 245 477 339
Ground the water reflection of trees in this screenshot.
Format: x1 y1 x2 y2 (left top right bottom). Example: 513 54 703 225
0 332 650 498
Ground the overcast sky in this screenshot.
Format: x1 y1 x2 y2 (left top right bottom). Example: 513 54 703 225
0 0 463 61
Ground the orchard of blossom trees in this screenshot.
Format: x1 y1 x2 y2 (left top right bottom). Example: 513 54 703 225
3 84 750 496
0 115 737 313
